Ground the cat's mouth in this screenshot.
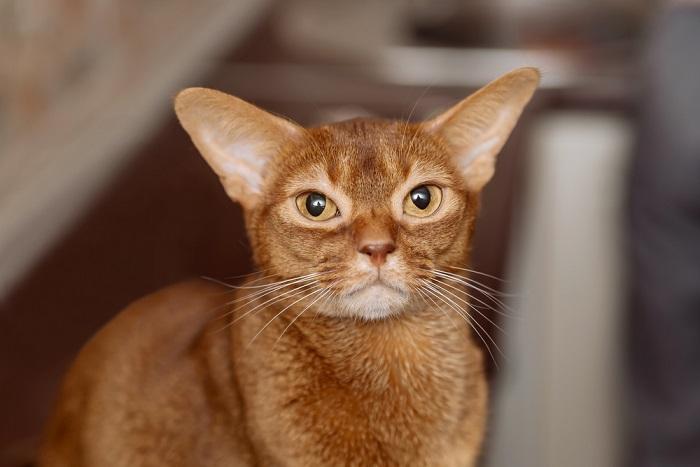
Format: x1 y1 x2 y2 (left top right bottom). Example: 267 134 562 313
337 279 411 319
344 278 406 298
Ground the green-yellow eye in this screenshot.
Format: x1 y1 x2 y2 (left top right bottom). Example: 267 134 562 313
403 185 442 217
296 192 339 221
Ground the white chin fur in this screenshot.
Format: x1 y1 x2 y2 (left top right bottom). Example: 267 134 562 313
337 284 409 320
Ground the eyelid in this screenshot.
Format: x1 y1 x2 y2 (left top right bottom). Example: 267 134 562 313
409 180 445 191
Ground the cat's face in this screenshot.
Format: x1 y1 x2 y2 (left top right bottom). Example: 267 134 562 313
175 68 538 320
249 121 476 319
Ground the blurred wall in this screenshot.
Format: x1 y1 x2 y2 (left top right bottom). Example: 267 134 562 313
487 113 632 467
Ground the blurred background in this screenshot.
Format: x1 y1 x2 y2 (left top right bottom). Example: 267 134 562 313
1 0 699 466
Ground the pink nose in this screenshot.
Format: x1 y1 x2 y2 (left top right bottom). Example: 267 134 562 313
359 242 396 267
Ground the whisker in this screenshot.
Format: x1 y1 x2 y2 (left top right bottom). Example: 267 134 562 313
199 269 292 300
201 275 244 289
458 276 513 297
428 278 506 334
206 267 338 335
229 280 321 325
213 275 322 317
398 85 431 158
312 284 337 320
412 285 431 308
204 282 299 320
421 280 504 367
430 270 517 316
420 282 500 369
400 85 434 160
423 280 505 351
318 280 344 320
209 279 322 334
224 270 277 286
444 265 508 283
421 268 511 301
211 281 322 335
247 286 326 348
221 269 272 281
428 268 509 297
200 271 276 296
212 271 325 290
431 272 515 319
225 268 336 307
414 284 459 331
275 283 337 346
458 275 516 299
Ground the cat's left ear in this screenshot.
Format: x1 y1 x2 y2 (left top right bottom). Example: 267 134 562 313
424 67 539 192
174 88 303 209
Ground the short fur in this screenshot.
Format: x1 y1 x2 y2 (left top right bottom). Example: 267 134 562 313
39 68 539 466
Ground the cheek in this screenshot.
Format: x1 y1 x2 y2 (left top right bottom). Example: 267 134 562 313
261 209 353 273
398 211 466 261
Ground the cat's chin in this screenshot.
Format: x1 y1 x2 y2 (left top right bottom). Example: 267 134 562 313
336 282 410 320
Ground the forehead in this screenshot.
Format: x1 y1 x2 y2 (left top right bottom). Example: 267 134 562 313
274 118 456 202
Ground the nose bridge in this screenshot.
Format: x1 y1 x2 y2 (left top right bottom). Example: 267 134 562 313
353 211 397 267
352 211 396 247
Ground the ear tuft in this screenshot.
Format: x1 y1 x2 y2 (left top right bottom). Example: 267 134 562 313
425 67 540 192
174 87 302 209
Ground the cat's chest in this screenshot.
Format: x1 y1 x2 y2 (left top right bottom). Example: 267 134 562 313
347 337 472 432
235 312 482 465
299 331 475 460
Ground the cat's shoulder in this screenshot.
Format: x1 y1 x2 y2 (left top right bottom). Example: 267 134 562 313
114 278 230 335
40 281 245 464
67 279 230 384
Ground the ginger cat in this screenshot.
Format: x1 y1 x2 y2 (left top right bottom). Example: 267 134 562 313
39 67 539 466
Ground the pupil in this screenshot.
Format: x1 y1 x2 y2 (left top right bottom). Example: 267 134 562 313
411 186 431 210
306 192 326 217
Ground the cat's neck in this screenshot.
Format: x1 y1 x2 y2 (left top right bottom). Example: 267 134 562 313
284 305 473 392
229 285 486 465
231 281 479 396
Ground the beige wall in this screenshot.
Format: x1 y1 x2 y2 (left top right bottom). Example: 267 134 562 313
486 112 632 467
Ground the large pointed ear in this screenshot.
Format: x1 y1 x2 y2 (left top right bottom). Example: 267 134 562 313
174 88 303 209
424 67 539 192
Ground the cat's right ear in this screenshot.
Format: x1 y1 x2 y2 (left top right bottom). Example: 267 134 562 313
423 67 539 192
174 88 302 209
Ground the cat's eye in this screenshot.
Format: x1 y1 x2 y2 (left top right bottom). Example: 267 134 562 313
296 192 339 221
403 185 442 218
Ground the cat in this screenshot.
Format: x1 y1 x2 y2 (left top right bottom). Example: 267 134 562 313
38 67 539 466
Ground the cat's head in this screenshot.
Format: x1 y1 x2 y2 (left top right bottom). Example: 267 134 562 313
175 68 538 320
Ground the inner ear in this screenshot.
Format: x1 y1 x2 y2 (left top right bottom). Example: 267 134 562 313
424 67 539 192
174 88 303 209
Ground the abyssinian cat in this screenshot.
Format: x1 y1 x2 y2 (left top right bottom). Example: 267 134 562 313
39 67 538 466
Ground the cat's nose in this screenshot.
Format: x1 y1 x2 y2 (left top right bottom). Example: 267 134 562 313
359 242 396 267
